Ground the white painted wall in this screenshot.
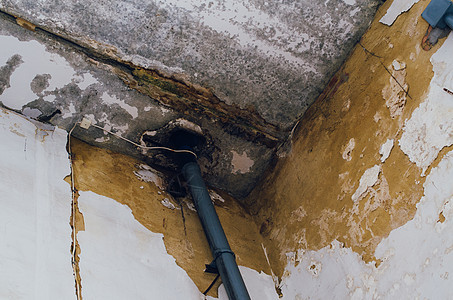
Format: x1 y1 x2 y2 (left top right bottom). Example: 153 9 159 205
0 109 75 299
77 190 204 300
380 0 420 25
77 190 278 300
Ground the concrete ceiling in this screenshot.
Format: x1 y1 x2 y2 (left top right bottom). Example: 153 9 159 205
0 0 381 199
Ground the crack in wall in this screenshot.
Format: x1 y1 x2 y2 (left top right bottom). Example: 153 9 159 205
68 127 83 300
69 188 83 300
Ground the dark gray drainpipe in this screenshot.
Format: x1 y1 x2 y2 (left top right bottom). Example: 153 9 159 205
181 159 251 300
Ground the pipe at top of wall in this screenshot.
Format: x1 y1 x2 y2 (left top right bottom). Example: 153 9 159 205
179 153 251 300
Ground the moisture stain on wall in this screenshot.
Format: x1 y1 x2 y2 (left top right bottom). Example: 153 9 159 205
248 0 445 278
69 138 272 297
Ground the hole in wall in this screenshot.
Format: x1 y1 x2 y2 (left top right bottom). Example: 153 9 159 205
140 118 215 172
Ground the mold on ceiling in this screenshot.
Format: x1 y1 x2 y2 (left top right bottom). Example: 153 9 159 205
0 0 382 198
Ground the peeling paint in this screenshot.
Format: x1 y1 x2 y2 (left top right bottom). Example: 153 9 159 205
97 112 130 135
133 164 165 190
399 34 453 174
379 139 394 162
0 0 380 130
380 0 420 26
0 0 381 198
281 149 453 299
342 0 357 5
161 198 177 210
209 190 225 203
352 165 381 202
61 102 76 119
0 35 75 109
382 60 408 119
74 73 97 90
69 138 275 297
94 136 109 143
231 150 254 174
22 106 42 118
290 206 307 223
342 138 356 161
101 91 138 119
0 108 75 298
77 191 203 299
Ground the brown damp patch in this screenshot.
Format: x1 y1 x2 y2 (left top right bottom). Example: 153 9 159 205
69 138 271 297
438 211 446 223
248 0 438 277
116 66 282 148
9 127 26 137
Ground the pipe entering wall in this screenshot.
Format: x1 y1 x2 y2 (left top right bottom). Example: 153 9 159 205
172 130 251 300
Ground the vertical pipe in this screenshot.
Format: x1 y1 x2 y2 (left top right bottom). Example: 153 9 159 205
182 161 251 300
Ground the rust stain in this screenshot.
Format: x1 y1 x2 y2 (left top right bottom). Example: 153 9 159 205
116 67 282 147
15 17 36 31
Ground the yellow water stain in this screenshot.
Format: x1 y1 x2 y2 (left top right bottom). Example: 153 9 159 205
248 0 438 277
9 127 25 137
68 138 271 297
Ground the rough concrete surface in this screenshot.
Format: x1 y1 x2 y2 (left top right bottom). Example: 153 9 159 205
0 0 380 128
0 13 272 198
0 0 381 198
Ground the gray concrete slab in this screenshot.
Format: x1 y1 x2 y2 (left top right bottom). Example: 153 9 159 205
0 0 380 129
0 13 273 198
0 0 381 199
